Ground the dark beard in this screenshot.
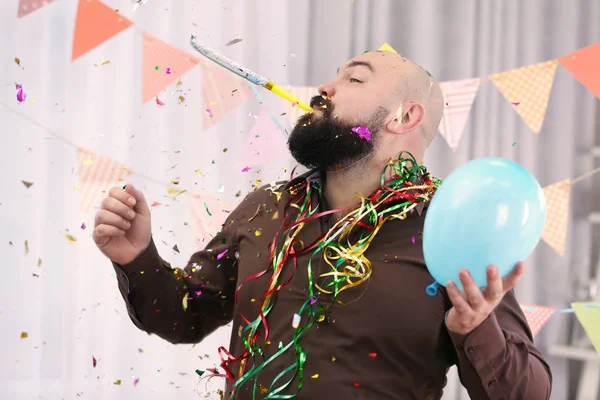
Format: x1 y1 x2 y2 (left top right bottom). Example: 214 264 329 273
287 96 389 171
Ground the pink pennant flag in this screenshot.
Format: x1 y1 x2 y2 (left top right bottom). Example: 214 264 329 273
142 32 200 104
201 60 252 130
77 147 133 214
236 108 290 169
189 193 236 250
558 42 600 99
282 86 316 127
520 303 555 337
541 179 571 255
438 78 480 150
18 0 56 18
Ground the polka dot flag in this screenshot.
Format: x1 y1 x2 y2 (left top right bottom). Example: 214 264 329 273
519 303 555 338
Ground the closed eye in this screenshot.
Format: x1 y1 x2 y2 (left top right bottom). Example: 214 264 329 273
349 78 362 83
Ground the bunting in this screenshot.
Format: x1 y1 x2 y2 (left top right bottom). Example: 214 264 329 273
572 302 600 355
489 60 558 134
17 0 55 18
237 108 290 169
378 42 398 53
558 42 600 99
520 304 555 337
438 78 481 150
72 0 133 61
281 86 316 127
541 180 571 255
142 32 200 104
189 193 235 249
201 60 252 130
76 147 133 214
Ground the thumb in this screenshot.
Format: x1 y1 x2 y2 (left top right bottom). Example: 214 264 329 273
125 184 150 217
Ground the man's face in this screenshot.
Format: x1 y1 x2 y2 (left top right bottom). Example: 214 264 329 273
287 52 397 171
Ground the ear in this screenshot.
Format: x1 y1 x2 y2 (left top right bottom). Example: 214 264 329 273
386 103 425 134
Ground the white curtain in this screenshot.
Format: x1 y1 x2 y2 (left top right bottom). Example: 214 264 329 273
1 0 598 399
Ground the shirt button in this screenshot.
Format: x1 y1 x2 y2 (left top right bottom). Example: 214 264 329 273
467 347 476 353
488 380 497 388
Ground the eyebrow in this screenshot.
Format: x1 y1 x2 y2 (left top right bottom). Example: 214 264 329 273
337 60 375 74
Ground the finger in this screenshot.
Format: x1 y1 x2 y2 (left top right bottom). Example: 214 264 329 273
459 269 486 312
94 209 131 230
484 265 504 303
446 281 473 315
502 262 525 291
124 184 150 217
93 224 126 240
109 186 136 207
101 197 135 221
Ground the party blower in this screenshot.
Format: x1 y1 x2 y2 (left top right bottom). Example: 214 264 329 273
190 35 312 113
423 158 547 295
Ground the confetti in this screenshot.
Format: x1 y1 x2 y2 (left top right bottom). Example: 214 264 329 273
37 258 42 268
65 233 77 243
217 184 225 193
156 97 166 106
172 244 180 253
178 96 185 104
205 109 213 117
241 167 250 172
93 356 97 367
20 332 28 339
15 83 26 103
182 295 188 311
217 249 228 260
368 352 377 358
512 102 520 106
311 374 319 379
133 377 140 386
222 148 228 153
225 38 243 46
353 382 361 388
100 60 110 66
292 313 301 328
351 126 373 141
14 57 24 69
150 201 162 207
165 67 171 74
512 142 517 146
331 356 336 362
248 112 258 119
132 0 147 12
176 79 183 86
411 236 415 244
22 180 33 188
204 202 212 216
81 222 86 230
253 228 262 237
195 369 205 376
24 240 29 255
114 380 122 385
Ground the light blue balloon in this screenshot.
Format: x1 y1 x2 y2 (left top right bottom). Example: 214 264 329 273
423 158 546 293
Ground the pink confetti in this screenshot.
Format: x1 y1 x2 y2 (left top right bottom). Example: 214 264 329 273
512 102 520 106
241 167 250 172
217 249 228 260
133 377 140 386
165 68 171 74
351 126 372 141
411 236 416 244
195 290 202 296
156 97 166 106
205 109 213 117
150 201 162 207
15 83 26 103
310 297 317 304
81 222 86 230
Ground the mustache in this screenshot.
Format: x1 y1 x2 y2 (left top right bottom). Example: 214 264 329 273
309 95 333 112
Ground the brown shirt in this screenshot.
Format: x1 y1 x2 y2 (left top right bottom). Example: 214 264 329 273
113 171 552 400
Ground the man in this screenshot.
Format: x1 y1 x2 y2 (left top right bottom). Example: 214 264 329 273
93 50 552 399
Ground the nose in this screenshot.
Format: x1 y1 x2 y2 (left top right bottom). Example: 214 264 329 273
317 81 336 98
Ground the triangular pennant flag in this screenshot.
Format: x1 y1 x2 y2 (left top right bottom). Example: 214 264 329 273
201 60 252 130
236 108 289 169
489 60 558 134
378 43 397 53
438 78 480 150
519 303 555 337
189 193 235 250
541 179 571 255
142 32 200 104
282 86 316 126
76 147 133 214
571 302 600 355
18 0 56 18
558 42 600 99
72 0 133 61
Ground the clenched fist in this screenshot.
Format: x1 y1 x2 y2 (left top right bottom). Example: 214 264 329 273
93 184 152 265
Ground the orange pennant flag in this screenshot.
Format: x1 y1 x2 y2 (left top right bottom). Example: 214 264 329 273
189 193 236 250
489 60 558 134
76 147 133 214
18 0 56 18
201 60 252 130
142 32 200 104
558 42 600 99
519 304 555 337
281 86 316 127
541 179 571 255
72 0 133 61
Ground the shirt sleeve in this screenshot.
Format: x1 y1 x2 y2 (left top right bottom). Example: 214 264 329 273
112 198 248 345
446 289 552 400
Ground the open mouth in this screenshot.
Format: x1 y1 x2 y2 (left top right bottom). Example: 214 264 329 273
310 95 331 112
